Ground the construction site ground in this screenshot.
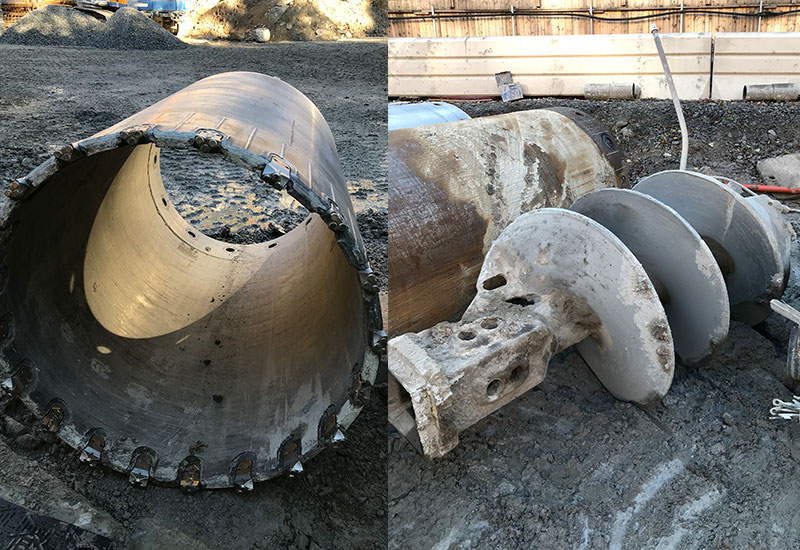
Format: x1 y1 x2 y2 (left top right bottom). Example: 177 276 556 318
0 40 388 549
388 98 800 550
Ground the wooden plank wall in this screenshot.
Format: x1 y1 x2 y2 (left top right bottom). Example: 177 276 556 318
388 34 712 99
712 32 800 98
389 0 800 37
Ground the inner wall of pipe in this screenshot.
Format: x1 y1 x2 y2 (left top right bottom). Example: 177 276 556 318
5 144 365 481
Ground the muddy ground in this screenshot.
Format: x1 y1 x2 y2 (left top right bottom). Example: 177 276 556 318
0 40 387 549
389 99 800 549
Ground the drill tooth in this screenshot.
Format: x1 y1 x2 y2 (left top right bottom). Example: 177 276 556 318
0 363 32 396
372 329 388 354
178 457 202 493
278 435 303 477
79 433 105 466
318 405 339 443
289 460 304 476
42 402 65 432
232 457 255 492
128 448 156 488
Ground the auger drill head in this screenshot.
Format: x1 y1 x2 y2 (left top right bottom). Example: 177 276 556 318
0 72 383 489
389 170 793 458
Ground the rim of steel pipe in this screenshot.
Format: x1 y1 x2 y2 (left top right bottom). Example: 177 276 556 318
0 72 385 490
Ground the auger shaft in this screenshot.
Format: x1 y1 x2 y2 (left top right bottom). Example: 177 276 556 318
389 155 793 458
390 208 674 458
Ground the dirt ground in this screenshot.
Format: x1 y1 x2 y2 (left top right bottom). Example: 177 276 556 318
179 0 387 41
388 98 800 549
0 40 387 549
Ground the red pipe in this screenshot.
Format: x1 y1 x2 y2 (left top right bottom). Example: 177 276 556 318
742 184 800 195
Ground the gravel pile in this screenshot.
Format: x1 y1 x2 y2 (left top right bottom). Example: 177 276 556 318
100 8 187 50
0 5 103 47
0 6 187 49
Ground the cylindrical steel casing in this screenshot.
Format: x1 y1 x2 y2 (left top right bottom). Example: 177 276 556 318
388 101 471 131
388 108 623 336
1 72 381 488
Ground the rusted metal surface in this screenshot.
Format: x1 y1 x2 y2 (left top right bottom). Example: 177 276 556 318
0 72 384 489
388 108 624 336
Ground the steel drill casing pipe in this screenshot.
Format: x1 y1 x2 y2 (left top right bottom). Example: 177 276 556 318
388 107 625 337
0 72 383 489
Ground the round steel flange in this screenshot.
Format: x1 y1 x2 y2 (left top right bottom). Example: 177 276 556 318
571 188 729 366
477 208 674 406
633 170 787 325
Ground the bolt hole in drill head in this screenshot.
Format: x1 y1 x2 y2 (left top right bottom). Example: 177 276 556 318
506 295 536 307
482 274 507 290
480 317 499 330
486 379 502 398
458 330 477 341
4 72 373 488
509 364 528 384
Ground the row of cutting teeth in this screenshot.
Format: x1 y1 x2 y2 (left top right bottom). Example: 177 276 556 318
1 368 349 492
1 129 384 491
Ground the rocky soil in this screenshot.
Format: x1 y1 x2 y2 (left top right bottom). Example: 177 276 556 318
0 40 387 549
389 98 800 549
179 0 387 41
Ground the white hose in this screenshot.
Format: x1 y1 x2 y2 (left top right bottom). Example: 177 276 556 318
651 24 689 171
